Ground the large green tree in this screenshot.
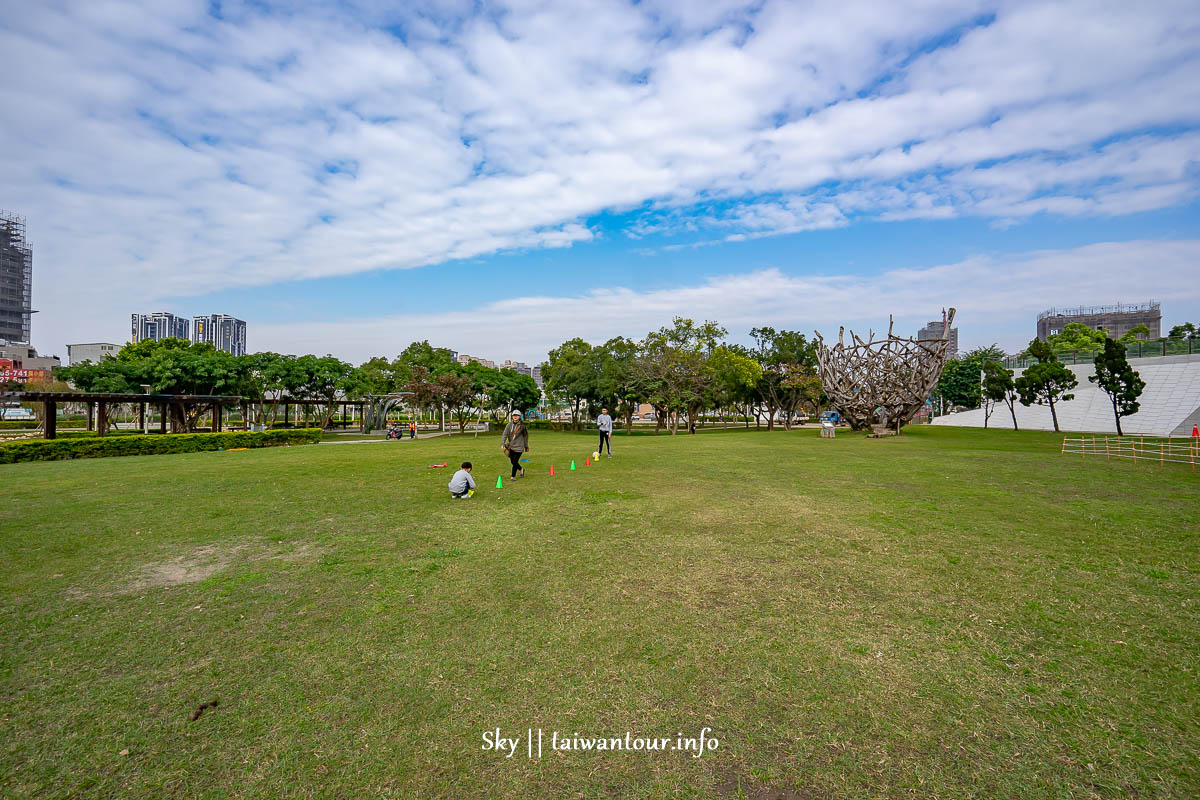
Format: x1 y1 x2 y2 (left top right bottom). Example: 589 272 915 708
707 346 763 428
1015 343 1078 433
637 318 726 435
396 340 455 376
595 336 643 434
542 338 597 430
1046 322 1107 354
981 360 1019 430
935 345 1007 410
74 338 253 431
1168 322 1197 339
1089 338 1145 436
1117 323 1152 345
749 327 818 430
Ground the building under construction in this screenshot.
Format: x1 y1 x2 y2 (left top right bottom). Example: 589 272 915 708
0 211 33 344
1037 301 1161 342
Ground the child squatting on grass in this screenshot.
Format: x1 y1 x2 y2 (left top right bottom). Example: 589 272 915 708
449 461 476 499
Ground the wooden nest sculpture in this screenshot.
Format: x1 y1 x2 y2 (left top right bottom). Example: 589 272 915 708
815 308 956 433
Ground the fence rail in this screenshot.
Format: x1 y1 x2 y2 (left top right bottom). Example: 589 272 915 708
1004 338 1197 369
1061 435 1200 468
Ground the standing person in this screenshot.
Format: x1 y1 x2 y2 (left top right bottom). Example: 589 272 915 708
596 407 613 458
408 419 417 439
501 411 530 479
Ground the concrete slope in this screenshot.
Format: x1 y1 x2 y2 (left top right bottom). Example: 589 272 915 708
932 353 1200 436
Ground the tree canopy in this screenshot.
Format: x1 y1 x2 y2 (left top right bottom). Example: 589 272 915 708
1088 338 1145 436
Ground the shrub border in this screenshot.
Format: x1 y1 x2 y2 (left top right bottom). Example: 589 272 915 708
0 429 322 464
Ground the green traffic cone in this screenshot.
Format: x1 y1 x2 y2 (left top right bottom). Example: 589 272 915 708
570 460 576 471
496 475 503 488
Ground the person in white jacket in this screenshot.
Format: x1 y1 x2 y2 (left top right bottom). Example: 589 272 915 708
596 407 613 458
448 462 476 498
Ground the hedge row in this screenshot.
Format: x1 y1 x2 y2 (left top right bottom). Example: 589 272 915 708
0 428 322 464
0 420 87 430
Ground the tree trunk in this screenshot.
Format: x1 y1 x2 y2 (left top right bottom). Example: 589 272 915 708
1048 397 1060 433
1113 398 1123 436
1007 398 1019 430
169 401 187 433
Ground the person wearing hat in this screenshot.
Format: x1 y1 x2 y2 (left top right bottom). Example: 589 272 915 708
501 410 530 479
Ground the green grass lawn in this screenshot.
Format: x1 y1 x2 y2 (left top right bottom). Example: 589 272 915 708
2 427 1197 799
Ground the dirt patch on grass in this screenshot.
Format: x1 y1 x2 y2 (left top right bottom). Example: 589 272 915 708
717 774 821 800
125 544 244 592
67 541 322 597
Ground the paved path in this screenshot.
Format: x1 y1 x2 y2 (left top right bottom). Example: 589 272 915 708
318 430 474 445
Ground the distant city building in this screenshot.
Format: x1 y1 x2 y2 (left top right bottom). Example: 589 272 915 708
917 319 959 359
532 365 543 388
67 342 122 365
0 211 33 345
500 359 533 376
1037 302 1161 342
456 353 497 369
192 314 247 356
0 341 59 383
132 312 189 343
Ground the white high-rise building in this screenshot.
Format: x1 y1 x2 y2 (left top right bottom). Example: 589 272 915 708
132 312 189 343
192 314 247 356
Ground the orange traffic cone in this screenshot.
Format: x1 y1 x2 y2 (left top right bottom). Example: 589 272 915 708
549 464 556 476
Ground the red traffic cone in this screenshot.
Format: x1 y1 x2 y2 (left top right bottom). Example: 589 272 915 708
549 464 556 476
585 456 590 466
1193 424 1199 437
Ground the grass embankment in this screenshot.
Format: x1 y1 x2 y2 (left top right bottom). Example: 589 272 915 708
1 427 1197 798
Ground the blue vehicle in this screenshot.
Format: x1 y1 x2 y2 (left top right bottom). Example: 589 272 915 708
819 411 842 425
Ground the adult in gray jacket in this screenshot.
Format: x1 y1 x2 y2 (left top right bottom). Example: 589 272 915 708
501 411 530 479
596 407 613 457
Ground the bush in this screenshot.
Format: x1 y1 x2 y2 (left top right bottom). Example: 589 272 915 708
0 429 322 464
0 420 87 430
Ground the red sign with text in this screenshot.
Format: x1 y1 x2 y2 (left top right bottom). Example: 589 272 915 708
0 369 48 383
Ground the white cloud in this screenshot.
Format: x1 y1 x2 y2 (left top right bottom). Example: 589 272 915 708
3 1 1199 355
249 238 1200 364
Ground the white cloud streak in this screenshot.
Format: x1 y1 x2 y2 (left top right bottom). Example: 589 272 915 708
251 238 1200 364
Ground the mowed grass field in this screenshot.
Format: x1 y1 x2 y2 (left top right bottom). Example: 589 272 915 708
2 426 1197 799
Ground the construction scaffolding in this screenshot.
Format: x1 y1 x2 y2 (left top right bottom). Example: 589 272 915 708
0 211 33 345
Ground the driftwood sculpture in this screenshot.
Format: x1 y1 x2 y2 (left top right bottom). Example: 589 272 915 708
815 308 956 433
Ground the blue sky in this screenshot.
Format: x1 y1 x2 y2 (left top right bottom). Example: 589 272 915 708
4 0 1199 364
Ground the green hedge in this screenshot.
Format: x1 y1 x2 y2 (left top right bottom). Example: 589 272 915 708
0 429 322 464
0 420 87 430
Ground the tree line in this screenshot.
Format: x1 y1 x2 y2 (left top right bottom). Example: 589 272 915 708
55 338 539 432
540 318 824 435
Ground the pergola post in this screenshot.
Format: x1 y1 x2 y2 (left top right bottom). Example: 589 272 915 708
160 403 168 434
87 402 94 431
213 404 222 432
96 401 108 437
45 400 57 440
284 403 290 426
138 402 145 431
